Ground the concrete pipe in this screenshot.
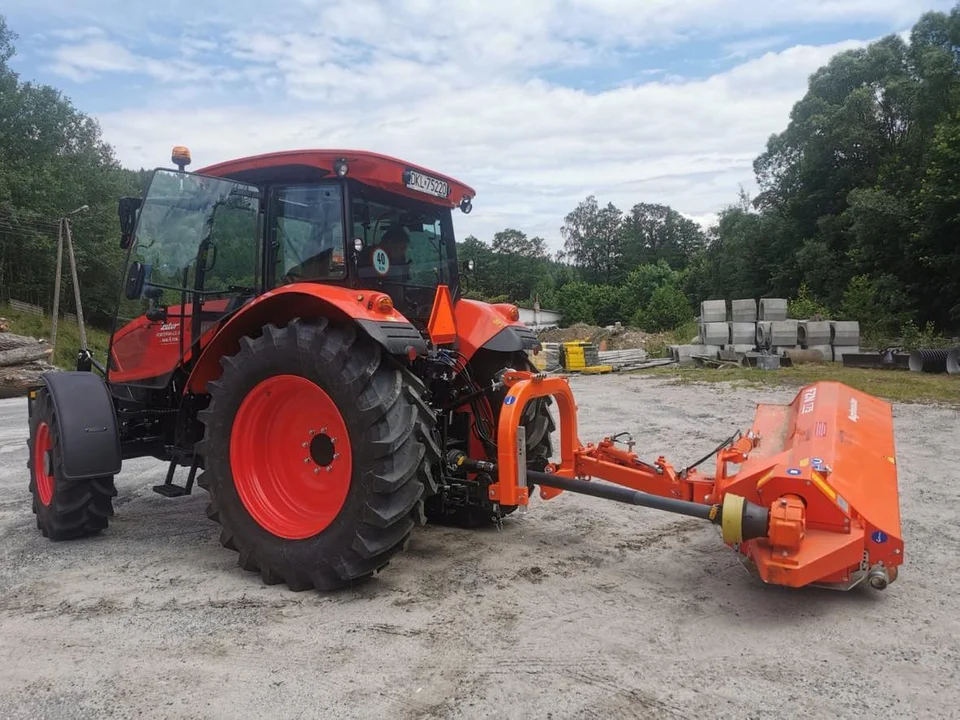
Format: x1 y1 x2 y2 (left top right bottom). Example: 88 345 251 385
702 322 729 346
908 348 950 373
769 320 799 346
700 299 727 324
730 322 756 345
755 321 772 348
798 321 831 347
785 348 827 364
831 321 861 346
758 298 787 321
731 299 757 323
805 344 833 362
946 347 960 375
831 346 861 363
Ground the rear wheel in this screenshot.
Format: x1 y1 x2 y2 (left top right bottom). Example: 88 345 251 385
27 389 117 540
196 318 439 591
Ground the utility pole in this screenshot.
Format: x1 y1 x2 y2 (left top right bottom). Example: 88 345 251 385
50 205 89 356
64 205 89 352
50 220 65 354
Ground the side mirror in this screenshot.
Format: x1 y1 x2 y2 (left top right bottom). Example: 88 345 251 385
462 259 476 273
118 196 142 249
124 261 146 300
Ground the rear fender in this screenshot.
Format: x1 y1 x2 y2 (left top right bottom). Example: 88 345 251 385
30 371 122 480
454 299 540 362
186 284 426 394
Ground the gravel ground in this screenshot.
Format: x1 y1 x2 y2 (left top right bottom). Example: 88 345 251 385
0 374 958 719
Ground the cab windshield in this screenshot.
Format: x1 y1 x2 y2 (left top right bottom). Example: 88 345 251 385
110 169 260 386
351 185 457 320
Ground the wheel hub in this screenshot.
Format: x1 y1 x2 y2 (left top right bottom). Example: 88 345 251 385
229 375 353 539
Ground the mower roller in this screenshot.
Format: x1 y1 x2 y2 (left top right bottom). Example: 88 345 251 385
23 146 903 593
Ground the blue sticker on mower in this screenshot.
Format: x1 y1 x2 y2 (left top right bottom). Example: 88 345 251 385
811 457 823 465
504 396 516 405
871 530 888 544
786 468 802 476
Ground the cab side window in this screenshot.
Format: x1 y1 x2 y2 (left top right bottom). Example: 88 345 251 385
272 185 346 283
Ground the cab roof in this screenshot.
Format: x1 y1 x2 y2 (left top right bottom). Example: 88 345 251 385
197 149 475 209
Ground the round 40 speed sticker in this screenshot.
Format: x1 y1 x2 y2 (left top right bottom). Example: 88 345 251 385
372 247 390 276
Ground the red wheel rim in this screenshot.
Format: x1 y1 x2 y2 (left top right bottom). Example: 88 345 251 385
33 422 54 506
229 375 353 540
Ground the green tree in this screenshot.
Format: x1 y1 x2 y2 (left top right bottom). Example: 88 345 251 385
621 202 706 270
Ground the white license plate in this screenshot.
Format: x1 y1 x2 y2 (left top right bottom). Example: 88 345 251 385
404 169 449 198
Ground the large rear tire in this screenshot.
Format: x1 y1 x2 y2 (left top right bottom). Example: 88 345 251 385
196 318 439 591
27 388 117 540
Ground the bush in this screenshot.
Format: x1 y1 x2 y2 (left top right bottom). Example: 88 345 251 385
588 284 628 326
788 282 830 319
620 261 677 320
839 274 913 343
556 281 596 326
899 320 951 350
633 284 693 332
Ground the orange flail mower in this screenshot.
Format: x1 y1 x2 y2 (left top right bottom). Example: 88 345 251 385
482 371 903 591
24 146 902 593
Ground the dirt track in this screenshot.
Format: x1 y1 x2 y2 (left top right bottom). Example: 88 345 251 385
1 374 958 719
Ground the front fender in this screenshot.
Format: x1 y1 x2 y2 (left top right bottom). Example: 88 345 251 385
32 371 122 481
454 299 541 362
186 284 426 394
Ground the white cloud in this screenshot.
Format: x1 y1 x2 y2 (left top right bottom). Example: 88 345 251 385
15 0 947 248
94 36 870 248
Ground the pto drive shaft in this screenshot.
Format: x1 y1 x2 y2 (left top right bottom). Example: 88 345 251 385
527 471 769 544
448 452 769 544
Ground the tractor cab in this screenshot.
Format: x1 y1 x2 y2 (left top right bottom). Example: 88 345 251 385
110 148 476 387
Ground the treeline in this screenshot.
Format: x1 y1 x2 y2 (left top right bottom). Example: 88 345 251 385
0 18 148 324
461 5 960 338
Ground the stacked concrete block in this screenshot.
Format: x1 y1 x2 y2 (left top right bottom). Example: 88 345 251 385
829 321 860 363
731 299 757 322
759 298 788 321
700 300 727 323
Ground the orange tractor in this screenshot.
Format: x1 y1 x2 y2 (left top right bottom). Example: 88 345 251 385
26 147 903 592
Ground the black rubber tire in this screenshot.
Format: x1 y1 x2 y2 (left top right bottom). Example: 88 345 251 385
426 349 555 527
27 388 117 540
195 318 440 591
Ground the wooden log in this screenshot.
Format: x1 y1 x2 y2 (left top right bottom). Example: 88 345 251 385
0 363 56 399
0 332 44 352
0 345 53 367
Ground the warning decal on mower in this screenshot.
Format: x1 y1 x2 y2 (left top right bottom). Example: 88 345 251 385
786 468 801 476
872 530 888 544
504 396 517 405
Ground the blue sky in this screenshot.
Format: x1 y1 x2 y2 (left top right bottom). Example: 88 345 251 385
2 0 953 249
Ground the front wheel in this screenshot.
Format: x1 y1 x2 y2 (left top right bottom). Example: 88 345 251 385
196 318 439 591
27 388 117 540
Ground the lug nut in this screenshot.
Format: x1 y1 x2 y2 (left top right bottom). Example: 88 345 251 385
326 466 333 473
314 467 320 474
303 457 310 463
333 453 340 460
301 442 308 448
309 429 315 436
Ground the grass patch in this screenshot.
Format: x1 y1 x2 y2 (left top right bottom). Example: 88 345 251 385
635 363 960 405
1 303 112 370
